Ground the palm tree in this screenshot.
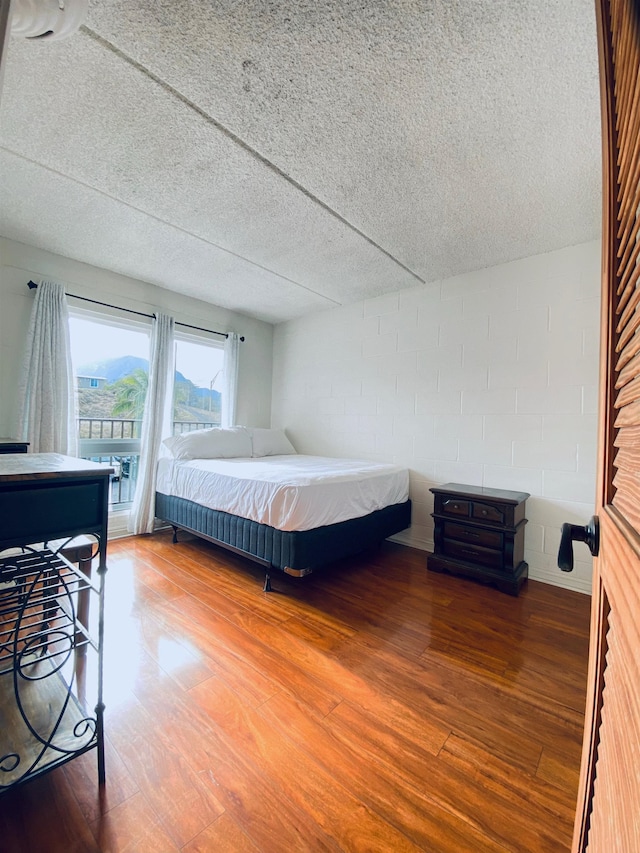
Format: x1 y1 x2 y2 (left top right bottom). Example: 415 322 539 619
110 368 148 420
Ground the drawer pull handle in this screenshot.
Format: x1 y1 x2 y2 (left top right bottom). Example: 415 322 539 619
481 509 488 515
463 531 480 538
461 547 479 556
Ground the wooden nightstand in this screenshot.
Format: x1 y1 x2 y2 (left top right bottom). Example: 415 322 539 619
428 483 529 595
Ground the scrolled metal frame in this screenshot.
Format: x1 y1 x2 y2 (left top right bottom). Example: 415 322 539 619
0 535 105 790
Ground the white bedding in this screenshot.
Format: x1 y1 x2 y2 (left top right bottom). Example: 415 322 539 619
156 455 409 532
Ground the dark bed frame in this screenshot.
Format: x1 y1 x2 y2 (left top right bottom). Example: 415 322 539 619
155 492 412 590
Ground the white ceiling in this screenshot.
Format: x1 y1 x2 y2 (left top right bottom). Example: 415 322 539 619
0 0 601 324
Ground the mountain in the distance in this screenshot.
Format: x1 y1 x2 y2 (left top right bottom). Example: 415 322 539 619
76 356 220 406
77 356 189 386
77 355 148 383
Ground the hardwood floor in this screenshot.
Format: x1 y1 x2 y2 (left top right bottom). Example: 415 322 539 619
0 532 591 852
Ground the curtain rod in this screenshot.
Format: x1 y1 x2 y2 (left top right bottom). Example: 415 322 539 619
27 281 244 341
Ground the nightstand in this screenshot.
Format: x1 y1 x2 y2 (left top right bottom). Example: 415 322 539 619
428 483 529 595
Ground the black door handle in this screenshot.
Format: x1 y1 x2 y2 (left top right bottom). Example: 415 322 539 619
557 516 599 572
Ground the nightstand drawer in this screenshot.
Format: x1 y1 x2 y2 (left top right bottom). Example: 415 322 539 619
440 498 470 517
472 501 504 525
442 538 504 571
442 521 502 550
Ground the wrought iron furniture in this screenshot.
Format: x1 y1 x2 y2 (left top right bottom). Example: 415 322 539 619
0 454 111 792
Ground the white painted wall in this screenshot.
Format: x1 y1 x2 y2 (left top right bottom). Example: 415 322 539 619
0 237 274 437
272 241 601 594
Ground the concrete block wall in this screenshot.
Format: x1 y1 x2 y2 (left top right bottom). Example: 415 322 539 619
272 241 601 594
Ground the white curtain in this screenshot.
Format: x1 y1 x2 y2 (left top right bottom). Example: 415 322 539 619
17 280 77 455
222 332 240 428
129 312 175 535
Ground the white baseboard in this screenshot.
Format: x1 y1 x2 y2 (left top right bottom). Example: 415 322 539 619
388 530 433 552
527 566 592 595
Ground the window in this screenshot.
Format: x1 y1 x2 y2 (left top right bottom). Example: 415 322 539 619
69 313 150 508
68 314 226 508
173 336 224 434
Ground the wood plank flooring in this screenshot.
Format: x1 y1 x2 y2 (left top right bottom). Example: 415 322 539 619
0 532 591 852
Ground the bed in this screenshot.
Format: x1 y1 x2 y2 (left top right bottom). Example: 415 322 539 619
154 427 411 589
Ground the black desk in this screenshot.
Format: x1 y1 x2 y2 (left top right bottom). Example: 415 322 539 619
0 438 29 454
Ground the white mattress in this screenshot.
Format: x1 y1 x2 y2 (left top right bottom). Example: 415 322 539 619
156 454 409 532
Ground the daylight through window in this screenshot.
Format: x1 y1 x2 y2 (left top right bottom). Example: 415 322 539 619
69 314 151 508
173 336 225 434
69 315 226 510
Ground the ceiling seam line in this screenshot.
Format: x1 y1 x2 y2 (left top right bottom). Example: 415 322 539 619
0 145 342 306
80 24 426 285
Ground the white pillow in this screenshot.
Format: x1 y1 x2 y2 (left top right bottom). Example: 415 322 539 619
163 427 252 460
251 428 296 457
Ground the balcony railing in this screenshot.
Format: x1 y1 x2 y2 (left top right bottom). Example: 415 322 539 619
78 418 141 440
171 421 219 434
78 418 219 439
78 417 220 508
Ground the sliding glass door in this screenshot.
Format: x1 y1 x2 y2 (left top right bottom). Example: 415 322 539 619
69 313 226 511
69 313 150 509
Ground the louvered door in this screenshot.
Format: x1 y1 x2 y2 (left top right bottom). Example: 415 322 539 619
573 1 640 850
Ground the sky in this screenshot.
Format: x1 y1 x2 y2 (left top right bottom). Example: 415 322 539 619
69 317 224 390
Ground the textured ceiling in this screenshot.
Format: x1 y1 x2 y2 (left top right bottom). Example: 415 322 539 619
0 0 601 324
